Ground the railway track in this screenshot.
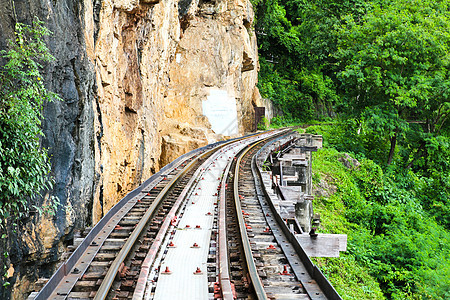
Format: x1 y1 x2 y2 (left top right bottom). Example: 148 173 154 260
228 137 326 299
33 144 216 300
31 130 340 300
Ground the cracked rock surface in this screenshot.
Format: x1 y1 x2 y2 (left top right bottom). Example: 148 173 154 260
0 0 272 298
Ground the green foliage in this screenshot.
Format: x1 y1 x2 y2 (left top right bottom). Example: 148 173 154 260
310 125 450 299
255 0 450 297
269 115 303 128
258 58 314 120
0 17 61 225
313 255 385 300
415 174 450 229
336 0 450 164
254 0 359 120
257 116 269 130
256 0 450 165
337 0 450 113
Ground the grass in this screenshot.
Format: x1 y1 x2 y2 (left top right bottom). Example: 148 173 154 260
310 147 385 299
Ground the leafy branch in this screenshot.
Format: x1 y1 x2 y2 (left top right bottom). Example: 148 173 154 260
0 17 61 228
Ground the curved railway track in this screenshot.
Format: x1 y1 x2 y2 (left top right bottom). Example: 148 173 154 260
227 135 332 299
32 130 341 300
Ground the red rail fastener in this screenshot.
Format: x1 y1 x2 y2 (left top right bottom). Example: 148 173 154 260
214 193 218 196
245 223 252 230
280 265 291 275
242 210 249 216
193 267 203 275
214 282 221 298
206 212 212 216
162 266 172 274
185 225 191 229
267 244 276 250
120 265 129 278
118 262 126 278
168 241 176 247
195 225 201 229
266 213 270 217
191 243 200 248
263 227 270 233
115 225 123 230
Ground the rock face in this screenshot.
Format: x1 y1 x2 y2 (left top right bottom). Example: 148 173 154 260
0 0 267 298
92 0 262 220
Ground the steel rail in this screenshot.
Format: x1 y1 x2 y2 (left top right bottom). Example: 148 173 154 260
132 141 235 300
93 144 222 300
233 138 270 300
253 135 342 300
34 132 267 300
34 142 220 300
217 150 236 300
94 132 271 300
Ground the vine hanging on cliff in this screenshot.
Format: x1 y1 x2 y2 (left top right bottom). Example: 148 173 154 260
0 17 61 227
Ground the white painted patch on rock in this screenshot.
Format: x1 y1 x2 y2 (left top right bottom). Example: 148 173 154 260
202 89 238 135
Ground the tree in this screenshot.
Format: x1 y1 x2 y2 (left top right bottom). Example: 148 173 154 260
336 0 450 165
254 0 369 120
0 17 60 224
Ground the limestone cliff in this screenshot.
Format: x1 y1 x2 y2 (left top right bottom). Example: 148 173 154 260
0 0 267 298
92 0 263 222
